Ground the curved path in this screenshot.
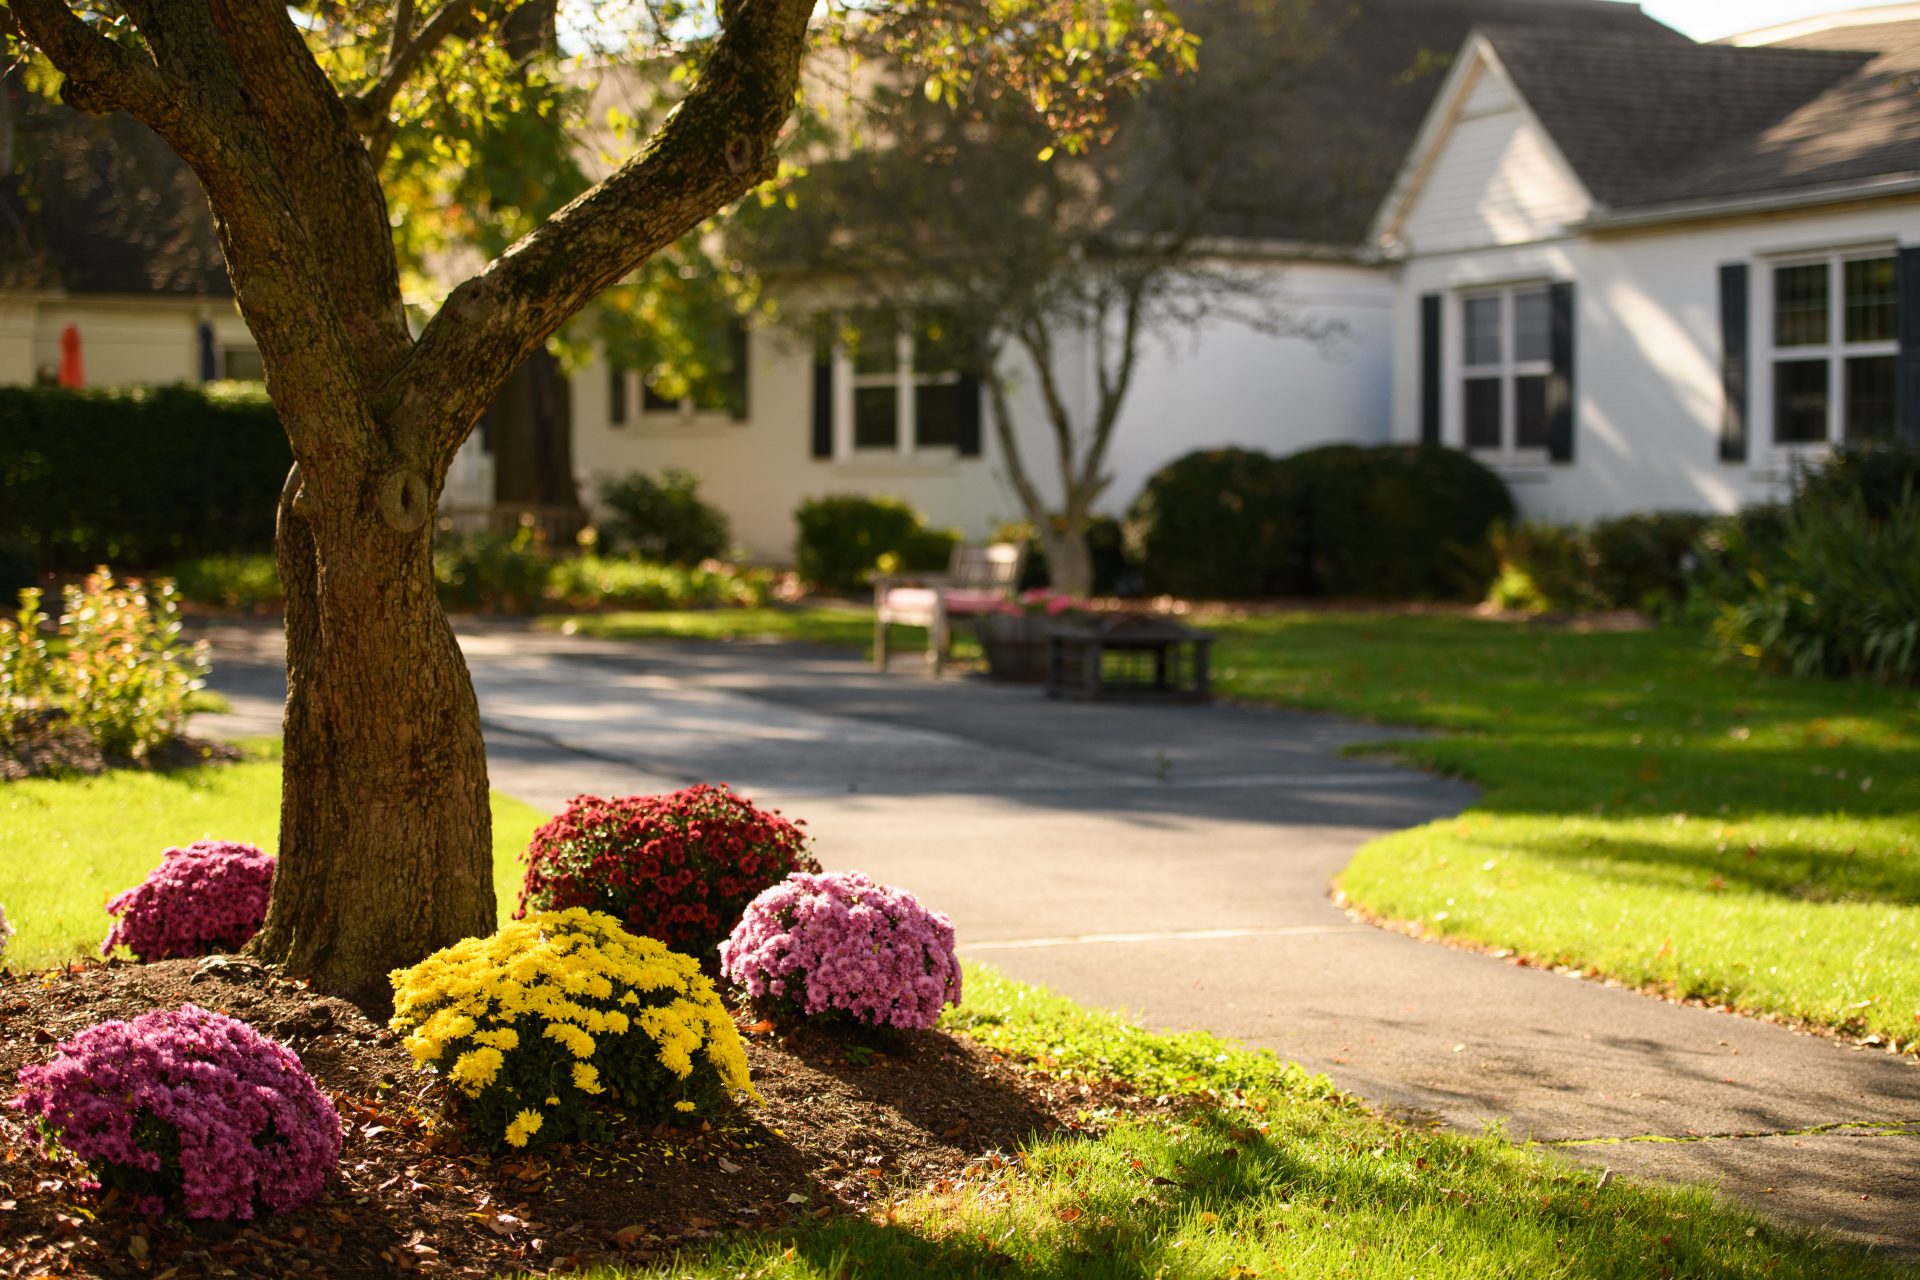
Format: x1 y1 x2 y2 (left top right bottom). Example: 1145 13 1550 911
197 620 1920 1255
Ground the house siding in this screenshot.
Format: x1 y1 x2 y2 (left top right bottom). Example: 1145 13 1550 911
1390 201 1920 520
0 297 252 388
1398 63 1593 256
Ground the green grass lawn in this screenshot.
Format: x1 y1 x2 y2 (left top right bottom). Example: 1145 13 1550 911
544 604 1920 1047
564 969 1905 1280
1207 612 1920 1048
0 745 548 971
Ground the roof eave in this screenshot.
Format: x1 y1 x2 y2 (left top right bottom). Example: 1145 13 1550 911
1578 171 1920 233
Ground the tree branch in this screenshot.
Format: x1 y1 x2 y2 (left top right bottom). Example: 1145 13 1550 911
10 0 188 124
399 0 814 472
345 0 477 165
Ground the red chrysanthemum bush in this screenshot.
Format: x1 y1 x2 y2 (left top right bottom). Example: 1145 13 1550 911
102 840 275 962
9 1004 341 1220
517 785 818 960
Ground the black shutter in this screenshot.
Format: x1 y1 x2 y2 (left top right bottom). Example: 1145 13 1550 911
810 355 833 459
1547 281 1575 464
1419 293 1442 446
1719 262 1749 462
727 322 751 423
1898 247 1920 442
608 364 627 427
955 373 983 457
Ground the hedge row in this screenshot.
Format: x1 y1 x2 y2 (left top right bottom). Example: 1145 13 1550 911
0 384 291 572
1125 445 1515 601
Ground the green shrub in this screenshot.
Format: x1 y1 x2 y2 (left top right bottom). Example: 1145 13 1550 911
0 385 290 570
546 555 770 611
1 572 208 763
793 495 959 594
1288 445 1512 601
1713 495 1920 683
1487 522 1601 613
1126 445 1511 601
1792 440 1920 521
596 469 732 566
1587 511 1712 612
434 529 553 614
1124 448 1303 599
172 554 284 611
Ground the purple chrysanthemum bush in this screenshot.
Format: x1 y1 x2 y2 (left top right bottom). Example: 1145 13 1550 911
9 1004 341 1220
720 871 961 1030
102 840 274 962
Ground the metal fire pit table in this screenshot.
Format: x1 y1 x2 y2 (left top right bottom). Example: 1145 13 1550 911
1044 615 1214 702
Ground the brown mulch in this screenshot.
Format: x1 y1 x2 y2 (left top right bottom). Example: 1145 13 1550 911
0 960 1147 1279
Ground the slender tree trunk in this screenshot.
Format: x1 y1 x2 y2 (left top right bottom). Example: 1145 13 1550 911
248 443 494 1008
1040 522 1095 598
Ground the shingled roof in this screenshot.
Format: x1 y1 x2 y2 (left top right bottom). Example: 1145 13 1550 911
1478 16 1920 217
0 88 230 298
1113 0 1683 245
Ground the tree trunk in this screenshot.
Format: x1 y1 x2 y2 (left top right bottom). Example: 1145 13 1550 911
490 347 581 513
247 450 494 1009
1040 522 1095 598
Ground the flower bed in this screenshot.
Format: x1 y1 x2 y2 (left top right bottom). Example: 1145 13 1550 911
517 785 817 960
390 908 756 1149
9 1003 340 1220
972 589 1089 682
102 841 274 962
720 871 961 1030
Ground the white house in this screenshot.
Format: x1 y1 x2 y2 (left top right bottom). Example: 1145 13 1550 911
17 1 1920 563
1373 4 1920 520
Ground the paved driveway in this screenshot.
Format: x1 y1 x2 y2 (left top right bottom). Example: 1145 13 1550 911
198 621 1920 1255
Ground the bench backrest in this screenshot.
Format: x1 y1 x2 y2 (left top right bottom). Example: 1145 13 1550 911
949 542 1026 595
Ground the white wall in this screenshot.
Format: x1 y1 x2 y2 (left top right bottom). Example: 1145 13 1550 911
1390 201 1920 520
1396 61 1593 257
1102 261 1394 514
556 261 1393 563
0 294 253 388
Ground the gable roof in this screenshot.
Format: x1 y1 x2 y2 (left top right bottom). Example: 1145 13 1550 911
1117 0 1681 247
0 88 230 298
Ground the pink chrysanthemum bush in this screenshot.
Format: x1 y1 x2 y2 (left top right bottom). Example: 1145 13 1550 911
720 871 962 1030
518 785 818 960
389 908 757 1152
102 840 275 962
9 1004 341 1221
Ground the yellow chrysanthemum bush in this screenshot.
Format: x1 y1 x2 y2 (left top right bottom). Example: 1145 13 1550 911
388 909 756 1150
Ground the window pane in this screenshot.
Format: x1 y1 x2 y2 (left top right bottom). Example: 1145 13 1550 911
1513 289 1550 365
1464 296 1501 367
1772 359 1829 444
848 312 898 375
1845 355 1897 441
642 382 677 413
1515 375 1551 449
1844 257 1897 344
222 347 264 380
1773 263 1829 348
914 383 962 448
1464 377 1502 449
854 386 898 449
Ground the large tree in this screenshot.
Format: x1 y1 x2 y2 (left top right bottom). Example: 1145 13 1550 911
2 0 1174 1003
731 0 1352 596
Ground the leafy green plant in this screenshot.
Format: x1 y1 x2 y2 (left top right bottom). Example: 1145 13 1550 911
597 469 733 566
1124 447 1302 599
793 495 959 595
59 571 209 760
0 588 61 746
433 529 554 613
545 556 769 611
1486 521 1602 613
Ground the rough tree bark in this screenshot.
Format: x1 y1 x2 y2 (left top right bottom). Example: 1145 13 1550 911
11 0 813 1003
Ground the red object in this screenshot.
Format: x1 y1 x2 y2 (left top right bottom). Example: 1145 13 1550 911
57 324 83 387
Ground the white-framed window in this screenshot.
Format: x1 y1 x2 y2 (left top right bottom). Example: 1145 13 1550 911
221 346 265 381
1767 250 1898 446
839 310 966 455
1459 284 1551 455
609 321 751 426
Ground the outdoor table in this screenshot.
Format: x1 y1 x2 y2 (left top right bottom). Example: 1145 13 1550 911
1044 615 1214 702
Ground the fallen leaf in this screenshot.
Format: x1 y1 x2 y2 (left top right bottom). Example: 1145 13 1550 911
716 1157 743 1175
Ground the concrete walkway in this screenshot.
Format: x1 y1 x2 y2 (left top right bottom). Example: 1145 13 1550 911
195 620 1920 1256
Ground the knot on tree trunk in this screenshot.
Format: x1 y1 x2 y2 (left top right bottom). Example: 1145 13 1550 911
724 135 755 175
377 469 430 532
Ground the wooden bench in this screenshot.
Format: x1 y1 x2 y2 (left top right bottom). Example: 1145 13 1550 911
873 542 1027 675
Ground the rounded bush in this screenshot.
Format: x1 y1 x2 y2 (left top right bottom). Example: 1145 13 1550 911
518 784 818 960
720 871 961 1030
102 840 275 962
1125 448 1303 599
794 494 960 595
9 1004 341 1220
389 908 756 1149
597 469 733 566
